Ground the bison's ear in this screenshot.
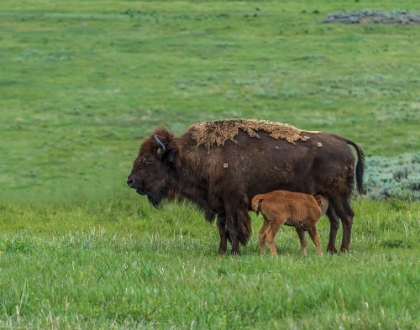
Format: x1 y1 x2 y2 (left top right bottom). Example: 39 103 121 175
166 151 175 164
161 144 178 169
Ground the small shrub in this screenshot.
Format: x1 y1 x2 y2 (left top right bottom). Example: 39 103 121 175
364 152 420 200
322 9 420 25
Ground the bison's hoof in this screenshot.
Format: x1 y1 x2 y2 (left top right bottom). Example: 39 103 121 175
327 247 338 254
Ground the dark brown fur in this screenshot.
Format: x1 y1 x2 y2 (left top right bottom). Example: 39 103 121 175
251 191 329 256
127 119 365 255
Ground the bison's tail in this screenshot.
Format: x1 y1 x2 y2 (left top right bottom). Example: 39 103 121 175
346 139 366 195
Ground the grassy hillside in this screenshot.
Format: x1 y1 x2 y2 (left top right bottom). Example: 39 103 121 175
1 1 420 329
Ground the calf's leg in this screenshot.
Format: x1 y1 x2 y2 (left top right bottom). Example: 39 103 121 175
296 228 308 256
258 220 270 254
266 221 283 256
307 225 323 255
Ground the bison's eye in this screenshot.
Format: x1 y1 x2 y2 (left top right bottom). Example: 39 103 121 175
144 157 154 165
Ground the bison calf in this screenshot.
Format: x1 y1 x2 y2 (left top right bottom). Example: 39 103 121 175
251 191 329 256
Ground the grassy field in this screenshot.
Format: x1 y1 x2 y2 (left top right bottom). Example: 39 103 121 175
1 1 420 328
1 196 419 329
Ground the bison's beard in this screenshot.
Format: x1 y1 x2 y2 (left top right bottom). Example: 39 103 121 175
134 187 164 208
145 192 162 208
134 180 169 209
143 187 172 209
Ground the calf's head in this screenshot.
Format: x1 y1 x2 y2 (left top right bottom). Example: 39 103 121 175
313 194 329 215
250 195 264 215
127 129 177 207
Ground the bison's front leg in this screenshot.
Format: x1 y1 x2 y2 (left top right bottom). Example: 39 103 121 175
224 204 241 255
216 215 229 254
224 202 252 255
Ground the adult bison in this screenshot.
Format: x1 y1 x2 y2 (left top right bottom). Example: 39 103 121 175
127 119 365 255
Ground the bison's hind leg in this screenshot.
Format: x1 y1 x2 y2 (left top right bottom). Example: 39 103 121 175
326 205 339 253
326 197 355 253
339 198 355 252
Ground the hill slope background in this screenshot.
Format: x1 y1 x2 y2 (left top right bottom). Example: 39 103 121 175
1 0 420 202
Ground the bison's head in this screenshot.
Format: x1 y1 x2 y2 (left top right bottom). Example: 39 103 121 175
127 129 177 207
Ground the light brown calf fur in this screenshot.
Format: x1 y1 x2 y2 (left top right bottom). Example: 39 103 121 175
251 190 329 256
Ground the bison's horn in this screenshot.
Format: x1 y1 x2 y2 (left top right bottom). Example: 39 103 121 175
154 134 166 156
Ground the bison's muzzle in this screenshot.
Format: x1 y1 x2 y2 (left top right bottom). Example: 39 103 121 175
127 178 147 195
127 177 161 208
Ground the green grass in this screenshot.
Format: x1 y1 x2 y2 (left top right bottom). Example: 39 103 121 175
1 1 420 328
1 195 419 329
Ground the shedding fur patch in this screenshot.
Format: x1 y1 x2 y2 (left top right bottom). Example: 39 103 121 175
191 119 310 148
